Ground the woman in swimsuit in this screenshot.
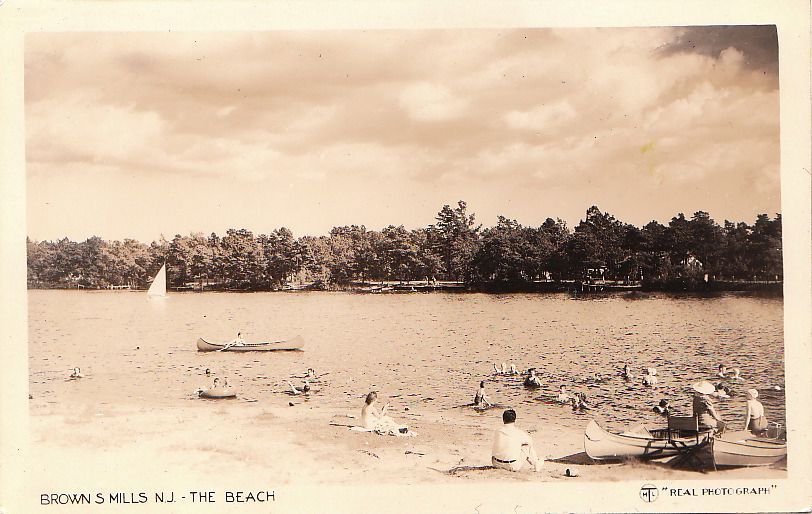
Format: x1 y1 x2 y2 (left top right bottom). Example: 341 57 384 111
743 389 768 434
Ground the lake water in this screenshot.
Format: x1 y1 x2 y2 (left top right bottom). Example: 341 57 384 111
28 290 785 430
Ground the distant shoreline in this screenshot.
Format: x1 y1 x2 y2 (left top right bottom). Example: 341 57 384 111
27 279 784 295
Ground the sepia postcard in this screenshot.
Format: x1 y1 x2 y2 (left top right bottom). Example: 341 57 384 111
1 1 810 513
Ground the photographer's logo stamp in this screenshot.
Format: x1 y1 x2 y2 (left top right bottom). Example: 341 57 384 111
640 484 659 502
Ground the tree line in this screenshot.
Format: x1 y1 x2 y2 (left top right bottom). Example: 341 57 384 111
26 202 783 291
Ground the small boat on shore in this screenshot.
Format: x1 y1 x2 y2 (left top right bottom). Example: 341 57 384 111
584 419 710 461
712 430 787 467
196 335 305 352
199 388 237 399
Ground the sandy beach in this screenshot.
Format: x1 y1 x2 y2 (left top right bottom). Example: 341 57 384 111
25 391 786 504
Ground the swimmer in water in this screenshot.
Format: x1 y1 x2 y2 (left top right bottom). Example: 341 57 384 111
718 364 728 378
653 399 670 415
729 368 743 381
212 377 221 388
570 393 589 412
205 368 211 376
70 367 83 379
621 363 632 380
712 382 730 399
642 368 658 387
474 381 491 408
523 369 541 389
556 384 570 403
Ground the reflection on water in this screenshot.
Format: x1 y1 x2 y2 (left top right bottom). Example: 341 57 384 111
29 290 785 430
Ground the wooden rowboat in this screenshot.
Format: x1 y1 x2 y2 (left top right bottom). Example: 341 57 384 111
712 430 787 467
196 335 305 352
584 419 710 461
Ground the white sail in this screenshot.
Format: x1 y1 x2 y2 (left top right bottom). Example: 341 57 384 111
147 264 167 297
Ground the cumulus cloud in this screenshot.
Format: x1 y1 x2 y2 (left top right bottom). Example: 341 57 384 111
25 27 780 241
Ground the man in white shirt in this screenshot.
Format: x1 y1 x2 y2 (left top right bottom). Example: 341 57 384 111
491 409 542 472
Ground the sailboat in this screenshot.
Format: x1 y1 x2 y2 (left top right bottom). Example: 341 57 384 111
147 264 167 297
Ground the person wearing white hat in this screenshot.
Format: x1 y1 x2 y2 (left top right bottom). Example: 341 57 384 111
692 381 726 432
743 389 767 434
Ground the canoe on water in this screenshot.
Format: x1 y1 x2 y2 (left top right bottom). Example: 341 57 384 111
196 335 305 352
712 430 787 467
584 419 710 461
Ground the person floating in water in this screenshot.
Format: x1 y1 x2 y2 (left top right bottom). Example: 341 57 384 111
642 368 658 387
729 368 743 381
491 409 542 472
288 379 311 395
743 389 767 435
653 399 670 416
474 381 491 408
69 367 83 379
717 364 728 378
523 369 541 389
211 377 221 388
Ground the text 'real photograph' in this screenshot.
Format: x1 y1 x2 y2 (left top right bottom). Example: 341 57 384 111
25 26 785 496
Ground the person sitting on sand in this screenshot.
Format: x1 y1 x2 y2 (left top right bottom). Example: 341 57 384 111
474 381 491 408
491 409 542 473
717 364 728 378
523 369 541 389
642 368 658 387
692 381 726 433
557 385 570 403
69 367 83 379
288 379 311 395
361 391 408 434
653 399 670 416
743 389 768 434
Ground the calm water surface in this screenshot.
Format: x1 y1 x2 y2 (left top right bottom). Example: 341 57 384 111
28 290 785 429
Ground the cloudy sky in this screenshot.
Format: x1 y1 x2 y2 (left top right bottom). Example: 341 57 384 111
25 27 780 242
